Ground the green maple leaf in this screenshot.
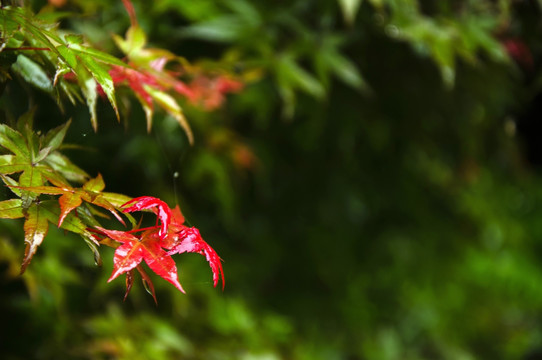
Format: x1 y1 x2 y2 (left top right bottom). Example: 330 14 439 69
110 20 194 142
0 198 99 273
16 173 130 227
1 7 127 131
57 35 128 130
0 111 103 272
0 111 88 208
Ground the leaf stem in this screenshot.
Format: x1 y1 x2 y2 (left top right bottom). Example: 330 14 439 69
126 226 159 234
3 47 51 51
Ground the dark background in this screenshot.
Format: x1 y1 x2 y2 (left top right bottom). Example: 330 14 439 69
3 0 542 359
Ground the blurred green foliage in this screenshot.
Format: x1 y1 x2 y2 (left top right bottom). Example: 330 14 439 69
2 0 542 359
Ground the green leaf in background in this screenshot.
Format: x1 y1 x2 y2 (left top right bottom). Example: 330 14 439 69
276 55 325 117
11 54 53 93
174 0 260 42
154 0 221 21
315 36 367 91
177 15 250 43
112 25 147 58
280 57 325 99
224 0 262 27
145 86 193 144
398 18 457 87
383 3 511 88
338 0 362 25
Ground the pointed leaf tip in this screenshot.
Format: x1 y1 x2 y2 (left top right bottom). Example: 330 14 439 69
137 265 158 304
167 226 224 289
124 270 134 301
21 205 49 274
122 196 171 239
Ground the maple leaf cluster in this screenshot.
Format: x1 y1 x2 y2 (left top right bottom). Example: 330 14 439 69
0 114 224 301
59 0 245 144
106 61 244 112
0 0 229 303
104 0 244 143
94 196 224 302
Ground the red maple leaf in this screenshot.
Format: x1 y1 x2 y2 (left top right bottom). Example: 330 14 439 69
101 227 185 293
187 75 244 110
97 196 224 299
107 66 163 108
